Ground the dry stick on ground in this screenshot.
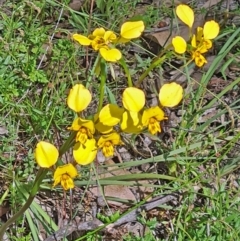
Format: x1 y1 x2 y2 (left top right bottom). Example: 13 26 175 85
44 193 178 241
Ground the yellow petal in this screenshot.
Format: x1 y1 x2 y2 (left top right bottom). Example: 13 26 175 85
159 83 183 107
196 27 203 42
116 37 131 44
192 52 207 67
142 106 166 126
99 48 122 62
122 87 145 112
99 104 124 126
95 122 113 134
203 20 220 40
53 164 78 179
191 34 197 48
120 111 143 134
61 177 74 190
120 21 145 39
73 139 97 165
129 111 140 126
68 118 95 134
53 164 78 190
104 31 117 41
176 4 194 28
72 34 92 46
92 27 105 37
94 114 113 134
35 141 59 168
67 84 92 112
172 36 187 54
97 132 122 147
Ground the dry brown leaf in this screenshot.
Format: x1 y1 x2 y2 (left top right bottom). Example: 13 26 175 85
144 14 204 49
90 159 136 206
0 205 9 217
202 0 223 9
90 160 155 206
69 0 85 11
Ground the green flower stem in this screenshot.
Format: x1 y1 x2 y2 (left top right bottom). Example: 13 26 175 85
136 55 166 87
119 58 132 87
0 168 47 240
86 55 101 89
97 61 107 113
59 131 76 156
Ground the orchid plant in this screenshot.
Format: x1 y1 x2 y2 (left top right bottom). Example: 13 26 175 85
0 5 220 239
172 4 220 67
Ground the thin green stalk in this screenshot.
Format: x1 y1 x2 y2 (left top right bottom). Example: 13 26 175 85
136 55 166 87
97 61 107 113
0 168 47 239
86 55 101 88
59 131 76 156
119 58 132 87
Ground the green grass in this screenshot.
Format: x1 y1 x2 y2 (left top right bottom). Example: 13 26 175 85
1 0 240 240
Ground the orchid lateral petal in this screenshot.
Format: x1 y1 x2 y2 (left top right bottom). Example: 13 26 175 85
72 34 92 46
94 114 113 134
99 104 124 126
120 21 145 39
67 84 92 112
172 36 187 54
159 83 183 107
191 34 197 48
176 4 194 28
99 48 122 62
203 20 220 40
120 111 143 134
35 141 59 168
122 87 145 112
95 121 113 134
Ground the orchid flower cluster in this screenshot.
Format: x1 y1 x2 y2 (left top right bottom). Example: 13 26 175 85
172 4 220 67
34 82 183 191
33 5 219 191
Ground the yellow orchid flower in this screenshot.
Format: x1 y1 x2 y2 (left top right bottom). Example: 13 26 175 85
97 132 123 157
67 84 92 113
159 83 183 108
120 111 143 134
142 106 167 135
35 141 59 168
73 21 144 62
53 163 78 190
73 28 122 62
73 139 97 165
172 5 219 67
68 117 95 144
